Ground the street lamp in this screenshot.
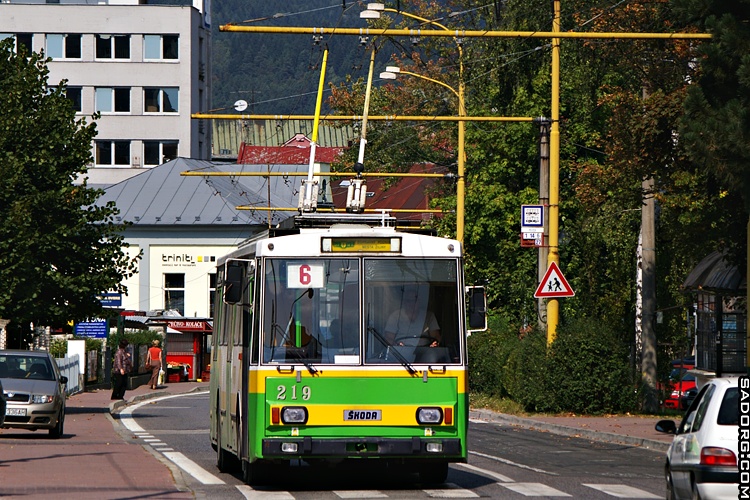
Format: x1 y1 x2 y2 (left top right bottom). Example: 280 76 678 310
361 4 466 244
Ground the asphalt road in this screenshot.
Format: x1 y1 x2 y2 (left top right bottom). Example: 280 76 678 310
121 391 667 499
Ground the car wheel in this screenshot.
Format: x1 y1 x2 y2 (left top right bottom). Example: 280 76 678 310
49 409 64 439
665 464 676 500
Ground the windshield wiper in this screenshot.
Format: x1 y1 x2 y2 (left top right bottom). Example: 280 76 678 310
368 326 417 375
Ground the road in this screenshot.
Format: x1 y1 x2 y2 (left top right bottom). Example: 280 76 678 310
119 391 666 499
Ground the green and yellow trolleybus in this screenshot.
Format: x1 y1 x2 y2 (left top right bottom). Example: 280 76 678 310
209 210 486 485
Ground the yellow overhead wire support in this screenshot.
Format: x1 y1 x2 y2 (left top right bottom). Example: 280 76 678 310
219 24 711 40
192 113 531 122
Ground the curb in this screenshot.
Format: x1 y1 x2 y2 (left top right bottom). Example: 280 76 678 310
469 409 670 453
109 386 210 414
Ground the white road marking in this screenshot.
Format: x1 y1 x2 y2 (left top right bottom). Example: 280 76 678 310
469 450 557 475
583 484 660 498
163 451 225 485
454 462 514 482
236 485 295 499
424 483 480 497
119 392 225 485
334 491 388 498
501 483 572 497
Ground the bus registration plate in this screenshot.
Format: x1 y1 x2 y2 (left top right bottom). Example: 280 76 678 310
344 410 382 421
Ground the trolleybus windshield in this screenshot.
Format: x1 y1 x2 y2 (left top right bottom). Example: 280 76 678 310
260 257 460 365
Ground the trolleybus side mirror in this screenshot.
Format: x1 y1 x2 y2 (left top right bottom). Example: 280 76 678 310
467 286 487 333
224 262 244 304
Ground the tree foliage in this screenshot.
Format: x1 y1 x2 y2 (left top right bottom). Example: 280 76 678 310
0 39 139 346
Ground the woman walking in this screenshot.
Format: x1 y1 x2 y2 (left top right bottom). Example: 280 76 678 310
111 338 132 400
146 339 163 389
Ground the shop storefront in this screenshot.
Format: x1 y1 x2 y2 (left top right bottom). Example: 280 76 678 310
164 319 212 381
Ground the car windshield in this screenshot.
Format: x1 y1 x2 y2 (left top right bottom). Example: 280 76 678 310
0 354 55 381
717 387 739 425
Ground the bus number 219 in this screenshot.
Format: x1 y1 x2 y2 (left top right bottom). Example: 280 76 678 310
277 385 311 400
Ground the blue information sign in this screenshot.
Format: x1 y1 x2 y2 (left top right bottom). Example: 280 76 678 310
75 320 108 339
99 292 122 307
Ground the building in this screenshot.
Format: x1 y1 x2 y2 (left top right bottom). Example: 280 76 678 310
0 0 211 187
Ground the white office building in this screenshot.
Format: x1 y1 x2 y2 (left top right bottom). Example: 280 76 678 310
0 0 211 186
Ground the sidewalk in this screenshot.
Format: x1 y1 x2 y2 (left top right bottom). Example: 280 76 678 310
1 380 675 499
469 409 673 452
0 380 209 499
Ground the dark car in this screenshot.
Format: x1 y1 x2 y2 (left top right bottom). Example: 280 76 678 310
0 350 68 438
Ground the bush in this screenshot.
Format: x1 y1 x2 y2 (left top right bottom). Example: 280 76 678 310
469 315 638 414
547 318 637 414
467 315 517 398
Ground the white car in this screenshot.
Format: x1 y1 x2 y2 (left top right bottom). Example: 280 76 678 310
656 376 739 500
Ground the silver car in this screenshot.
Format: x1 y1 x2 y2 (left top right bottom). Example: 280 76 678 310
0 350 68 438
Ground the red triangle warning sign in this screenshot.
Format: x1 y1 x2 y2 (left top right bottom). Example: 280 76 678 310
534 262 575 298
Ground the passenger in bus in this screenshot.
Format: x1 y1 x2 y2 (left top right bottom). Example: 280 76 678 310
384 290 441 348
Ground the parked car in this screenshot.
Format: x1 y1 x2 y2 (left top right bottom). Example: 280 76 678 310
0 350 68 438
655 376 739 500
663 372 697 410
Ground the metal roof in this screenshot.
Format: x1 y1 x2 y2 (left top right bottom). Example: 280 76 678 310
682 250 746 293
95 158 302 227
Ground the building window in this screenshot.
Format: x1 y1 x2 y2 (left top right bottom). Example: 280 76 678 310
209 273 217 318
143 34 179 60
1 33 33 54
96 140 130 166
144 88 178 113
144 141 178 166
65 86 82 112
95 34 130 59
95 87 130 113
164 273 185 315
46 34 81 59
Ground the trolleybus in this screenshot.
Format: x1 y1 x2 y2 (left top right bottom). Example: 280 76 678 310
209 208 486 485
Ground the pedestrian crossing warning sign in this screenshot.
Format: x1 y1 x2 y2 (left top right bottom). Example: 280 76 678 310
534 262 575 298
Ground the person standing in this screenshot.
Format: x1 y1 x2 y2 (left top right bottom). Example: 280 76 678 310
146 339 163 390
111 338 132 400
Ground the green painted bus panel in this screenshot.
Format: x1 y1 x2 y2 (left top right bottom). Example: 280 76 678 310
242 376 468 461
264 376 459 404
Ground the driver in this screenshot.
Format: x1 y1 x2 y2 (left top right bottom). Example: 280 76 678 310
384 289 441 347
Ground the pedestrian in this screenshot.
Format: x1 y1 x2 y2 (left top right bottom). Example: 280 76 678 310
111 338 132 400
146 339 163 390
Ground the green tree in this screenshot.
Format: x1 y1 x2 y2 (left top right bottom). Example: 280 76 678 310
0 39 139 347
672 0 749 294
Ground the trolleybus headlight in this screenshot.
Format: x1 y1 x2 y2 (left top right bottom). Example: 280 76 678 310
416 407 443 425
281 406 308 424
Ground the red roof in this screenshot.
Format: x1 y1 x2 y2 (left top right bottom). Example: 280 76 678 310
237 140 343 165
331 164 446 222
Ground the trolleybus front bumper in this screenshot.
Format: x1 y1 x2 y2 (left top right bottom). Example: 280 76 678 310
262 436 461 458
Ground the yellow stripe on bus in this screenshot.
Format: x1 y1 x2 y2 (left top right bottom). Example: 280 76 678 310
269 404 456 427
248 367 467 395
